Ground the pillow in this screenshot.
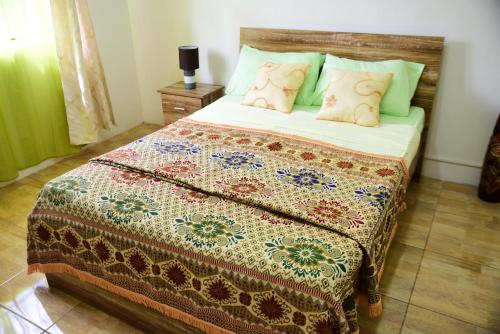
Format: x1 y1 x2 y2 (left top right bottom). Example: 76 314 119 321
316 69 393 127
226 45 325 106
242 62 311 113
312 54 424 116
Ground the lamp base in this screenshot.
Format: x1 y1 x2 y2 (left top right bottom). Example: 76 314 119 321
183 70 196 89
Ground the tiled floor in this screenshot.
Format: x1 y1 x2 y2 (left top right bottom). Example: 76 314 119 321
0 124 499 333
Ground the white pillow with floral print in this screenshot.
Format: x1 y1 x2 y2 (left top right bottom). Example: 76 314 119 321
316 69 393 127
242 62 311 113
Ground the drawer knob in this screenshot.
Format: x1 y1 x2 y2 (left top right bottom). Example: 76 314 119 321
173 107 185 111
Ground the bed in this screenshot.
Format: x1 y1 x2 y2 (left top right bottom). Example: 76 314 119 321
27 28 444 334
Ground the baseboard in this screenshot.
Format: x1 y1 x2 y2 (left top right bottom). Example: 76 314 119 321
421 157 482 186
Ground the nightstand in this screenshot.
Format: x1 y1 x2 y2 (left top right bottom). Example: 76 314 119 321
157 82 224 125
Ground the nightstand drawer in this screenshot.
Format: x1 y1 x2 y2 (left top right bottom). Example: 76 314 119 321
161 103 196 117
161 94 202 114
158 82 224 126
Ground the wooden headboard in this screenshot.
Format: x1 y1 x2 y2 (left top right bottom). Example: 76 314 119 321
240 27 444 180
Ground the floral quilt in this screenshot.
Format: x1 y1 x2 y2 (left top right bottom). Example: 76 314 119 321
27 119 407 334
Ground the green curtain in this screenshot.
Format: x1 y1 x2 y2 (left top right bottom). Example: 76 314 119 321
0 0 79 181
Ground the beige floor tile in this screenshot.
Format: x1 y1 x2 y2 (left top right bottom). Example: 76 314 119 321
0 220 28 241
0 233 27 283
379 242 423 302
402 305 497 334
58 158 90 170
427 211 500 270
26 164 75 188
46 302 143 334
0 273 80 330
0 214 27 243
358 296 407 334
0 306 44 334
442 181 477 194
411 251 500 332
0 253 28 285
436 183 499 218
0 256 25 286
416 177 443 190
18 177 46 190
0 184 41 220
405 178 442 209
0 215 28 241
397 200 435 249
12 215 30 233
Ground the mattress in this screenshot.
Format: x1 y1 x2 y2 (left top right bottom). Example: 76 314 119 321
189 95 424 168
27 98 412 334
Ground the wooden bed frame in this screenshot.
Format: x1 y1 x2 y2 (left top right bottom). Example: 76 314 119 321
46 28 444 333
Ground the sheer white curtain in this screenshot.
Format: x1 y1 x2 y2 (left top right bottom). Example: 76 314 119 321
49 0 115 145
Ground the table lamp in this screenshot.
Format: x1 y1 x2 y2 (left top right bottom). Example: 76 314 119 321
178 45 199 89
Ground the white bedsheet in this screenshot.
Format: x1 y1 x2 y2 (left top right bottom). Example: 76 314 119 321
187 95 424 168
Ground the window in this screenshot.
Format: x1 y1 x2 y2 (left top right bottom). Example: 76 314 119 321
0 0 54 47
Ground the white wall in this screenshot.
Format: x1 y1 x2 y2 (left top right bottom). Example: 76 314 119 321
127 0 192 125
129 0 500 185
87 0 143 139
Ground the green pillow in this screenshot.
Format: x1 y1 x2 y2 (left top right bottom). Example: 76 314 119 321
226 45 325 106
312 54 424 116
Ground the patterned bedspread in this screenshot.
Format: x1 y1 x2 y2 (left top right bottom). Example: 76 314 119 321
27 119 407 334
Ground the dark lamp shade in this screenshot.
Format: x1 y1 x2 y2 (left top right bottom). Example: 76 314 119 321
178 46 199 71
